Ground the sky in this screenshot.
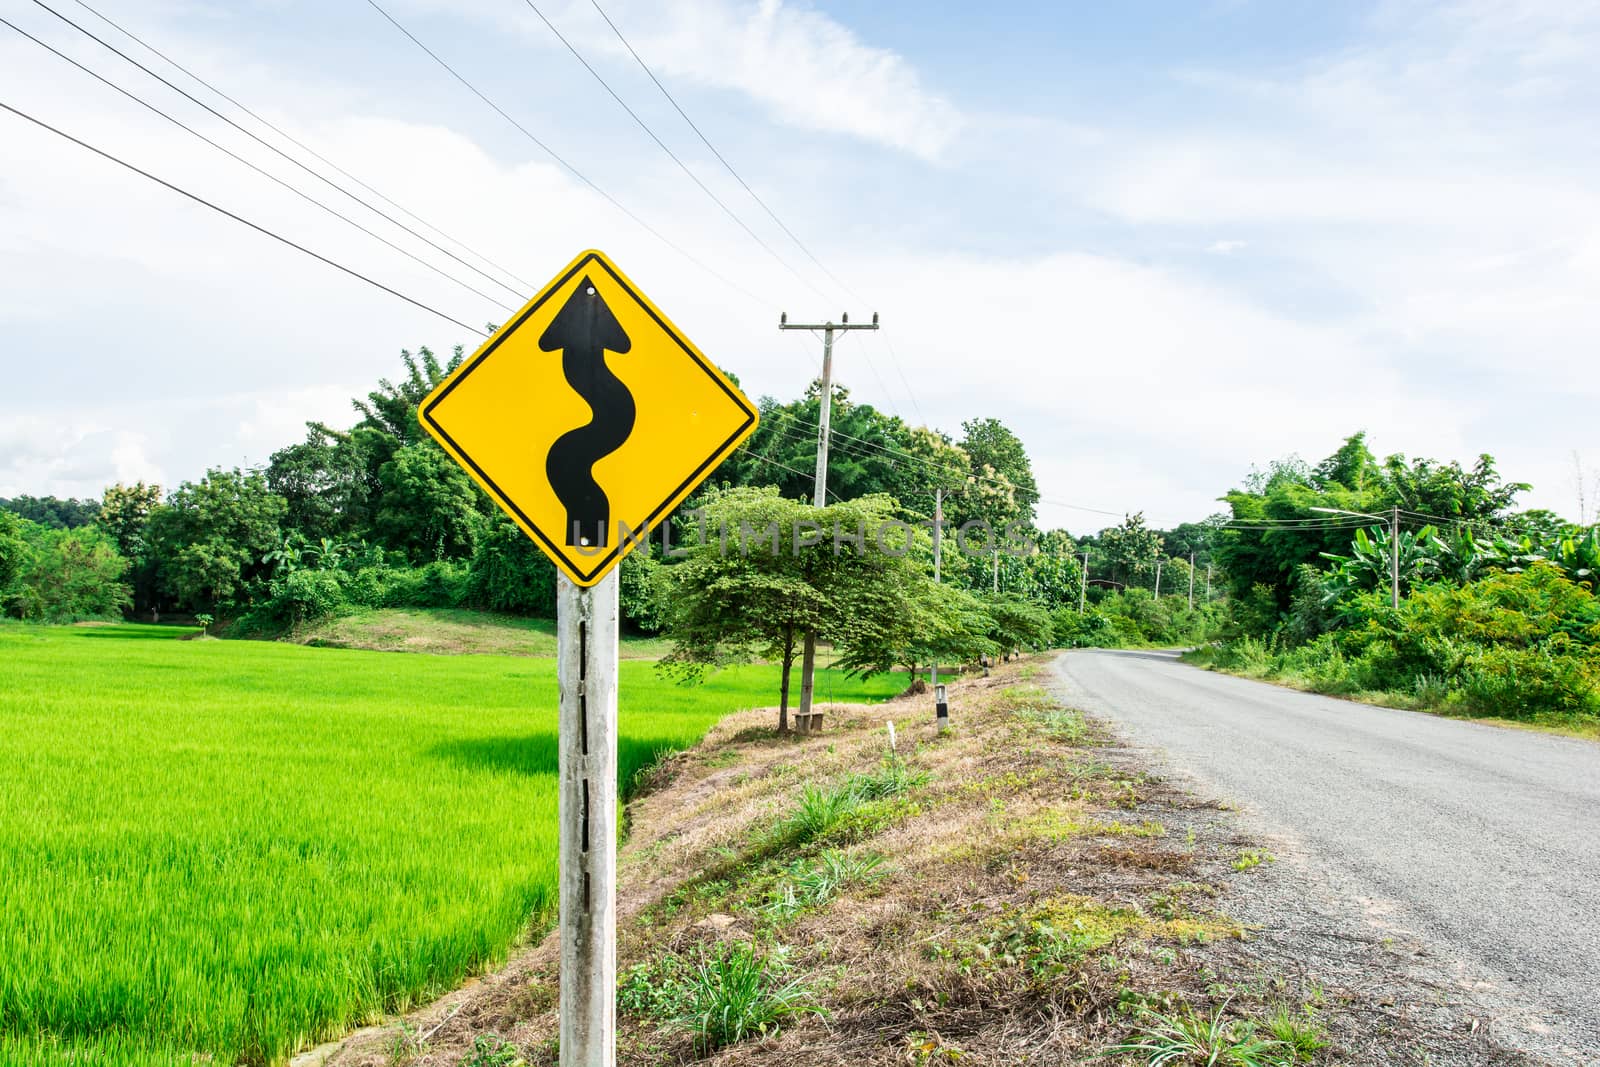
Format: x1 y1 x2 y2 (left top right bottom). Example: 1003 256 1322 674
1 0 1597 534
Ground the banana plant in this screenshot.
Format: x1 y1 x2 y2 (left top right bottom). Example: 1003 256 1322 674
1318 524 1440 607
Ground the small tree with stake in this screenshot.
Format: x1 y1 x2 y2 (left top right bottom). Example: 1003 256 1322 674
660 488 930 731
658 488 830 732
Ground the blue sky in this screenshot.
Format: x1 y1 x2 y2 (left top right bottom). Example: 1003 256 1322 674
2 0 1597 531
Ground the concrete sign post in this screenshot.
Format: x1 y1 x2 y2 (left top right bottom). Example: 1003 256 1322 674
417 250 758 1065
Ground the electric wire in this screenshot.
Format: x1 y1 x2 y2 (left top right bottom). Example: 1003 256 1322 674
586 0 925 420
522 0 828 304
586 0 863 307
66 0 537 293
2 14 519 314
30 0 533 305
362 0 774 312
0 100 487 335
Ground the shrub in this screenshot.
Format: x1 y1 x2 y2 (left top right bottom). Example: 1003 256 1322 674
464 517 556 617
266 569 347 626
382 560 470 609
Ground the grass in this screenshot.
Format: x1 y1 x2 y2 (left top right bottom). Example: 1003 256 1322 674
617 943 823 1054
762 849 887 921
1105 1001 1294 1066
288 608 674 659
1183 645 1600 744
0 623 898 1065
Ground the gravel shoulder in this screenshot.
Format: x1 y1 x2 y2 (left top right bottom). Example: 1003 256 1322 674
1051 648 1600 1065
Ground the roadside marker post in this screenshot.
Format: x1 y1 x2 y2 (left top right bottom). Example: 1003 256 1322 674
417 250 758 1066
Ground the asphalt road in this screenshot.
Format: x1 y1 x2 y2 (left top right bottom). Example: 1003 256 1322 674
1050 649 1600 1063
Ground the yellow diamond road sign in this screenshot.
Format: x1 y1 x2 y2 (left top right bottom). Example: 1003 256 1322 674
418 249 758 587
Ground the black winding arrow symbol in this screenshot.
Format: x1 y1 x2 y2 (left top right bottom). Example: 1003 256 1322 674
539 276 635 549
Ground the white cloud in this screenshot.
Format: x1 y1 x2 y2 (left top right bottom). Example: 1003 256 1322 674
1207 239 1247 255
425 0 963 161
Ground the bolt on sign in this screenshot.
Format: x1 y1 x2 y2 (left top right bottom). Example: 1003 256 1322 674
418 248 759 586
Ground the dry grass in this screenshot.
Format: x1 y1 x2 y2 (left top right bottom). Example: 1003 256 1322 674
302 658 1308 1067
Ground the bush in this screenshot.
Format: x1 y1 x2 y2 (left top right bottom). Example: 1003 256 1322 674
465 517 556 617
381 560 470 609
1200 564 1600 720
266 569 347 626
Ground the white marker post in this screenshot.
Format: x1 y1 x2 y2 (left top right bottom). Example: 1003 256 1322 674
557 570 619 1067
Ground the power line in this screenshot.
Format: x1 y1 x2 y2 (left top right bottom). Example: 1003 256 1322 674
362 0 773 312
66 0 536 294
0 100 487 335
2 14 518 314
743 405 1128 519
28 0 530 305
523 0 827 303
585 0 860 306
582 0 922 421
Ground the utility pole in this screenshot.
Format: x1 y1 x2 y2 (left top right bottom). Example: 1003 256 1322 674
777 312 878 731
932 487 948 732
1079 551 1089 613
556 571 619 1067
1153 559 1162 600
1205 562 1212 602
1391 506 1400 611
1188 551 1196 610
1311 506 1400 611
992 549 1000 594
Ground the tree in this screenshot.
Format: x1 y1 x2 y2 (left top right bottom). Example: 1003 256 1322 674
352 346 464 447
978 592 1055 655
1312 432 1382 495
266 427 380 544
1098 513 1164 586
660 488 833 730
372 442 482 563
146 469 287 612
0 510 28 592
1379 452 1526 521
98 482 162 559
465 513 558 616
1014 529 1082 607
722 385 904 504
959 417 1039 520
3 522 130 621
0 495 100 529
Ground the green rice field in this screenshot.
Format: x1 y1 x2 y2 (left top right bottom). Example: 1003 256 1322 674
0 623 899 1065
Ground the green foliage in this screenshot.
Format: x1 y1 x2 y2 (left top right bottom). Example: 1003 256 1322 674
674 942 824 1054
1097 512 1165 584
959 416 1039 521
1052 589 1219 649
1205 564 1600 720
460 1035 524 1067
373 442 483 563
0 625 895 1064
1105 1001 1293 1066
618 544 667 633
979 592 1055 653
618 942 823 1053
0 493 100 529
663 487 937 723
762 849 886 921
2 520 131 622
1215 433 1532 614
0 510 26 591
464 514 558 617
146 468 286 612
1263 1004 1327 1062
